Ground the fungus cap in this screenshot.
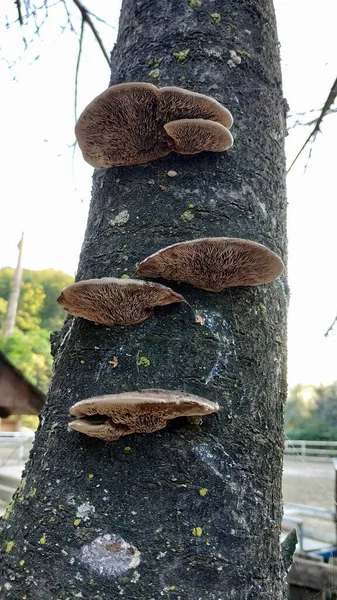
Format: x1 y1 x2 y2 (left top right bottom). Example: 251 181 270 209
158 86 233 129
136 237 284 292
75 82 233 167
57 277 183 326
69 389 219 441
164 119 233 154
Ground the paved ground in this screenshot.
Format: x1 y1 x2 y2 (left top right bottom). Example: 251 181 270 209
283 457 335 510
283 456 336 546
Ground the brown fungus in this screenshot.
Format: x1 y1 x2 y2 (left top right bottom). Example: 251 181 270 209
136 237 284 292
69 389 220 441
57 277 183 326
164 119 233 154
75 82 233 167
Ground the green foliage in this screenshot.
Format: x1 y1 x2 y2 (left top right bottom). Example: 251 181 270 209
16 282 45 332
21 415 39 430
0 329 52 392
0 298 7 320
0 267 73 393
0 267 73 332
285 382 337 441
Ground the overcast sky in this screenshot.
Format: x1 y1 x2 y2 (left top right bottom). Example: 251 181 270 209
1 0 337 386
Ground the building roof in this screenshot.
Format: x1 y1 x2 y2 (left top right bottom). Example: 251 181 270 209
0 350 45 416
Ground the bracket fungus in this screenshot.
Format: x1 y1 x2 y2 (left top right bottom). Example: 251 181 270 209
75 82 233 167
57 277 183 326
69 389 219 441
136 237 284 292
164 119 233 154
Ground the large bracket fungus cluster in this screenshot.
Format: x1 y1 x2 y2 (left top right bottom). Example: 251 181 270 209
75 82 233 167
69 390 219 442
57 277 183 326
137 237 284 292
61 82 284 440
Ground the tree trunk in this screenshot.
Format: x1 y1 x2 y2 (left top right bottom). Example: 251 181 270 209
0 1 288 598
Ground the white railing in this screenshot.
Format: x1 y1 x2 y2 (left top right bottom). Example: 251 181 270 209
285 439 337 458
0 432 34 466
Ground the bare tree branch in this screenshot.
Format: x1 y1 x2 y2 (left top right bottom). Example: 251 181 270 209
74 17 84 122
13 0 110 66
325 315 337 337
15 0 24 25
71 0 110 66
287 75 337 174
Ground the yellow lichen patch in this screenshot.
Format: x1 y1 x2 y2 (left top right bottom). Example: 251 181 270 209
189 0 202 6
190 416 202 425
149 68 160 79
88 473 94 479
19 560 25 566
211 12 221 24
124 446 132 453
6 541 14 553
73 518 81 527
192 527 203 536
39 535 47 544
168 585 176 591
173 49 190 63
199 488 208 497
30 487 37 497
137 356 150 367
180 210 194 222
121 273 130 279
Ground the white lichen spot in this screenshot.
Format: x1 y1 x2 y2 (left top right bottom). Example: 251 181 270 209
227 50 241 68
80 534 140 578
76 502 96 522
110 209 130 227
130 570 140 583
4 583 12 590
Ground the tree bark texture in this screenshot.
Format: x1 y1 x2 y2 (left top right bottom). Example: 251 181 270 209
0 1 288 598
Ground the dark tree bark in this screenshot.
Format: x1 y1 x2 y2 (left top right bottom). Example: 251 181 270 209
0 0 288 598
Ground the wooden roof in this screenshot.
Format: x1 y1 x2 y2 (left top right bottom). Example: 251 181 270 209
0 351 45 415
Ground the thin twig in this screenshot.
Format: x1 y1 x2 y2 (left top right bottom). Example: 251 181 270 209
15 0 28 48
15 0 24 25
71 0 110 66
74 17 84 122
324 315 337 337
287 76 337 174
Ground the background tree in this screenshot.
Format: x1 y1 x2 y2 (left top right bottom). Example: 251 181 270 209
286 381 337 440
0 1 288 598
0 267 73 392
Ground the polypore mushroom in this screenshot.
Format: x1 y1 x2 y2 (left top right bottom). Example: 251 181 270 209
164 119 233 154
157 86 233 129
75 82 233 167
57 277 183 326
69 389 219 441
136 238 284 292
